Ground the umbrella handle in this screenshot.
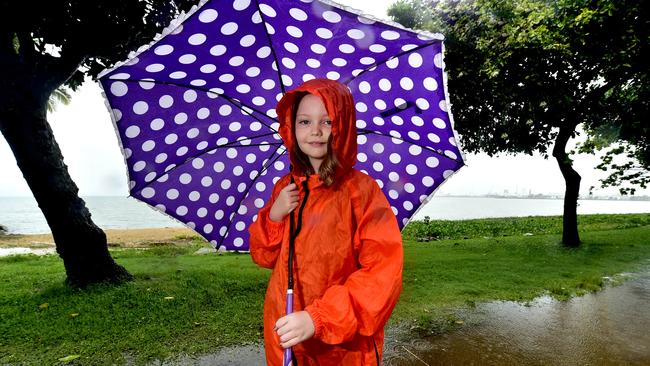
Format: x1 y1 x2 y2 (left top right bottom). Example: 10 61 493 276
283 289 294 366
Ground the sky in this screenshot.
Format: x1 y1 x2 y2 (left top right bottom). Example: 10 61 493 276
0 0 645 198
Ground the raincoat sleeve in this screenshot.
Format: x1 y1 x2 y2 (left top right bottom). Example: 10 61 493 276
248 176 288 269
305 179 403 344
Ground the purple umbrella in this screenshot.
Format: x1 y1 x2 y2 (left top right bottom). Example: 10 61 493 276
98 0 464 251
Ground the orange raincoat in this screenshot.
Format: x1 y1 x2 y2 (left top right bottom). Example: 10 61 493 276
249 79 403 365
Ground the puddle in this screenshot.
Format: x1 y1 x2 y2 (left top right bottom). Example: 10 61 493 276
386 272 650 365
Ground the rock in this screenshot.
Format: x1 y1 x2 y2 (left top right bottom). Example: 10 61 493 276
0 224 7 234
194 247 217 255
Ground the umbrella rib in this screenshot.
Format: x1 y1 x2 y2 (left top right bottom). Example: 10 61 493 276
340 41 438 85
115 79 280 132
221 145 288 245
358 129 465 165
254 0 286 95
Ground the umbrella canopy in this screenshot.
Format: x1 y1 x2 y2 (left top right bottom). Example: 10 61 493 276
98 0 465 251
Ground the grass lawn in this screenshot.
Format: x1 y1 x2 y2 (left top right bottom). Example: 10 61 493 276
1 214 649 365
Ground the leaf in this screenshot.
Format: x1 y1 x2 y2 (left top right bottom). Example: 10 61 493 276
58 354 80 362
70 313 80 318
39 303 49 309
164 296 175 300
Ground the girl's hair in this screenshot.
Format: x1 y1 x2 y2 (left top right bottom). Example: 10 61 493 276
291 93 339 187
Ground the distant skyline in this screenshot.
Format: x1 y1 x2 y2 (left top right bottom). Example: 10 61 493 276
1 0 647 199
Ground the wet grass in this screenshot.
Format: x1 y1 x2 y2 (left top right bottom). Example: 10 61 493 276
1 214 649 365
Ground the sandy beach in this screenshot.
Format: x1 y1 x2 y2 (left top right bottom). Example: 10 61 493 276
0 227 205 248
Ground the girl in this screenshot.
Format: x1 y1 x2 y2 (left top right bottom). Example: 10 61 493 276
249 78 403 365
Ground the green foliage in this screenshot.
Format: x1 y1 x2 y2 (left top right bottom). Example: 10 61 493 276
389 0 649 190
402 213 650 241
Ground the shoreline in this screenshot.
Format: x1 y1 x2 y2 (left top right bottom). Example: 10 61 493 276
0 227 204 249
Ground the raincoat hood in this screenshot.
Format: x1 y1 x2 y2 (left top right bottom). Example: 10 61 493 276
276 78 357 180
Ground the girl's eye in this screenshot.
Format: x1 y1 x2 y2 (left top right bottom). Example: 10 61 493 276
322 120 332 126
298 120 310 125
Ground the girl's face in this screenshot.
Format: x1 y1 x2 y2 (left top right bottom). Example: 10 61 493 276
295 94 332 172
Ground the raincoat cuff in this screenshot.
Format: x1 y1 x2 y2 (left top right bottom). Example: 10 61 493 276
265 212 285 238
305 305 323 339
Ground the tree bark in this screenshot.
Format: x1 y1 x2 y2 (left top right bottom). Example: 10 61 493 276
552 124 581 247
0 70 132 288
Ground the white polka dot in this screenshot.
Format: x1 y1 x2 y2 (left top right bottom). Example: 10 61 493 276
176 146 188 156
197 108 210 119
190 79 206 87
174 113 188 125
210 194 220 204
139 79 155 89
311 44 326 54
423 77 438 91
110 82 128 97
379 79 391 91
403 201 414 211
412 116 424 127
203 224 213 234
221 179 232 189
226 196 236 206
372 143 384 154
389 190 399 199
257 46 271 58
201 176 213 187
282 57 296 69
443 170 454 179
389 153 401 164
326 71 340 80
236 84 251 93
374 99 387 110
427 133 440 143
422 176 434 187
229 56 244 67
189 191 200 202
402 44 418 52
389 172 400 182
391 116 404 125
199 64 217 74
408 131 420 140
213 162 225 172
259 4 277 17
439 100 448 112
381 30 400 40
445 150 458 160
165 134 178 144
406 164 418 175
359 81 371 94
375 179 384 188
145 63 164 72
408 53 423 68
405 183 415 193
233 238 244 247
141 187 155 198
316 28 333 39
133 101 148 115
226 148 238 159
221 22 238 35
141 140 155 152
188 33 207 45
339 44 355 54
409 145 422 156
322 10 341 23
254 198 265 208
347 29 365 40
167 189 179 199
210 45 227 56
240 34 256 47
169 71 186 79
373 161 384 171
434 53 444 68
234 0 251 10
187 128 200 138
158 95 173 109
125 126 140 138
281 75 293 86
370 44 386 53
176 206 188 216
306 58 320 68
416 98 430 110
197 208 208 218
373 116 384 126
290 8 307 21
155 153 167 164
386 57 399 69
199 9 218 23
400 77 414 90
255 182 266 192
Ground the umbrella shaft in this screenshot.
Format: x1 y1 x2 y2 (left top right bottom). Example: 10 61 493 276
283 290 293 366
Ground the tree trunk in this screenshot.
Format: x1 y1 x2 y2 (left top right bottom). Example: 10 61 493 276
552 124 581 247
0 78 132 288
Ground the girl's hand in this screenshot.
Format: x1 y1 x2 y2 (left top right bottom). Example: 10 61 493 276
274 311 315 349
269 183 299 222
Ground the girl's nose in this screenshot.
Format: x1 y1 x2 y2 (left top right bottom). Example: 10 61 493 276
310 125 322 136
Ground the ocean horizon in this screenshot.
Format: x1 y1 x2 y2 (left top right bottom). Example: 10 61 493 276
1 195 649 235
